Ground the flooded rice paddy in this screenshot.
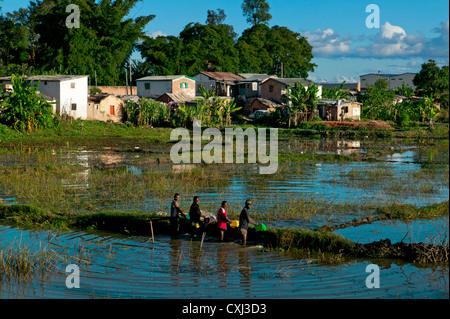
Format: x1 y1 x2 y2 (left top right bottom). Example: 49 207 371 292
0 136 448 298
0 224 448 299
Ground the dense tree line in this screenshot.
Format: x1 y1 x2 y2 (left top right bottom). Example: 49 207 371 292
0 0 316 85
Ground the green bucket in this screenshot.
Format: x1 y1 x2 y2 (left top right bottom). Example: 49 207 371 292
255 223 267 231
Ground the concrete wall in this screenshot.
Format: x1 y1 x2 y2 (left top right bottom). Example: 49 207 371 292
137 80 172 98
360 73 416 90
171 78 196 97
59 77 88 119
192 73 216 95
92 86 137 95
137 77 196 98
260 79 322 101
260 79 285 101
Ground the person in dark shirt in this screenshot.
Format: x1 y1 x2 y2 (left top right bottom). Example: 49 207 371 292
239 200 259 245
189 196 206 237
170 193 187 235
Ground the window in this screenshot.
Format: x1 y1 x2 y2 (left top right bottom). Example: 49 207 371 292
269 85 274 93
71 83 76 89
180 82 188 88
110 105 115 115
343 106 348 113
145 83 150 90
44 81 48 85
391 78 395 80
71 103 77 111
399 78 403 80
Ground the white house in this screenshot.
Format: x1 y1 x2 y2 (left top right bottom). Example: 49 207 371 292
136 75 196 99
359 73 416 90
0 75 89 119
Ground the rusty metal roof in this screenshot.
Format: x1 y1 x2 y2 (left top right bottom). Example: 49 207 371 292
198 72 244 82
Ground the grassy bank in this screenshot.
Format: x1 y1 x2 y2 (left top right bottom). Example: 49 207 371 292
1 119 448 147
0 203 447 264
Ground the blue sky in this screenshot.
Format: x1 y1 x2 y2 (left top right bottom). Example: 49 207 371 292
2 0 449 83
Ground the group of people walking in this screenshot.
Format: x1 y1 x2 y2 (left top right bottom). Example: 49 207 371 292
170 193 259 246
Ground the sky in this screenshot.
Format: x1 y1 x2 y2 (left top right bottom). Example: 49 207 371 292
1 0 449 83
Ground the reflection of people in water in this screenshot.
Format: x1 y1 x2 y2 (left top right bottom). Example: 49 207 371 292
168 239 183 286
217 244 229 286
238 249 251 297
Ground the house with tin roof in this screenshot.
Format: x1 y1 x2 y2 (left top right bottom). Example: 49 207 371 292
136 75 196 99
260 77 323 101
192 72 244 97
237 74 278 100
0 75 88 119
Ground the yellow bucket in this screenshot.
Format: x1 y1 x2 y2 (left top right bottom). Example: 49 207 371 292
230 220 239 228
195 223 200 229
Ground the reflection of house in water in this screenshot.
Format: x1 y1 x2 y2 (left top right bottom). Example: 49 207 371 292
172 164 197 173
61 150 91 190
317 140 361 155
97 153 125 165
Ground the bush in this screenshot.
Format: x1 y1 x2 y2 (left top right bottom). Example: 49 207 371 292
0 74 58 132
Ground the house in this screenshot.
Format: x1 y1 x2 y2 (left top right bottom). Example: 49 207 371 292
192 72 244 97
359 73 416 90
237 74 278 100
317 99 362 121
136 75 196 99
87 94 124 123
246 97 285 115
260 78 323 102
0 75 89 119
157 92 197 105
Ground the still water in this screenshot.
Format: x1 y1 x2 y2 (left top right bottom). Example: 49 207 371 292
0 225 447 299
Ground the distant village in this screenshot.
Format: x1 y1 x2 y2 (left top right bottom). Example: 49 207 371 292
0 71 418 125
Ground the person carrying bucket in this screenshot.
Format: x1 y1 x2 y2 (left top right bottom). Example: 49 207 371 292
217 201 231 242
170 193 187 236
189 196 206 238
239 200 259 246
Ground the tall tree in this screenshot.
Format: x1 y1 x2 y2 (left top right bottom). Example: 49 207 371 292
413 59 449 107
236 24 316 77
241 0 272 26
206 9 226 25
205 8 236 38
138 35 186 75
26 0 154 85
180 23 239 74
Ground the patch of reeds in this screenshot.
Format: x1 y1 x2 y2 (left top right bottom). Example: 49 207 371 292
0 232 91 282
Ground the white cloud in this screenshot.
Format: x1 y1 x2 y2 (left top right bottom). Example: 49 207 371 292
304 20 449 62
303 28 351 57
147 30 168 38
380 22 406 40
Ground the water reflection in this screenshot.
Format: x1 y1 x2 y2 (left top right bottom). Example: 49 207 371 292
0 225 448 298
